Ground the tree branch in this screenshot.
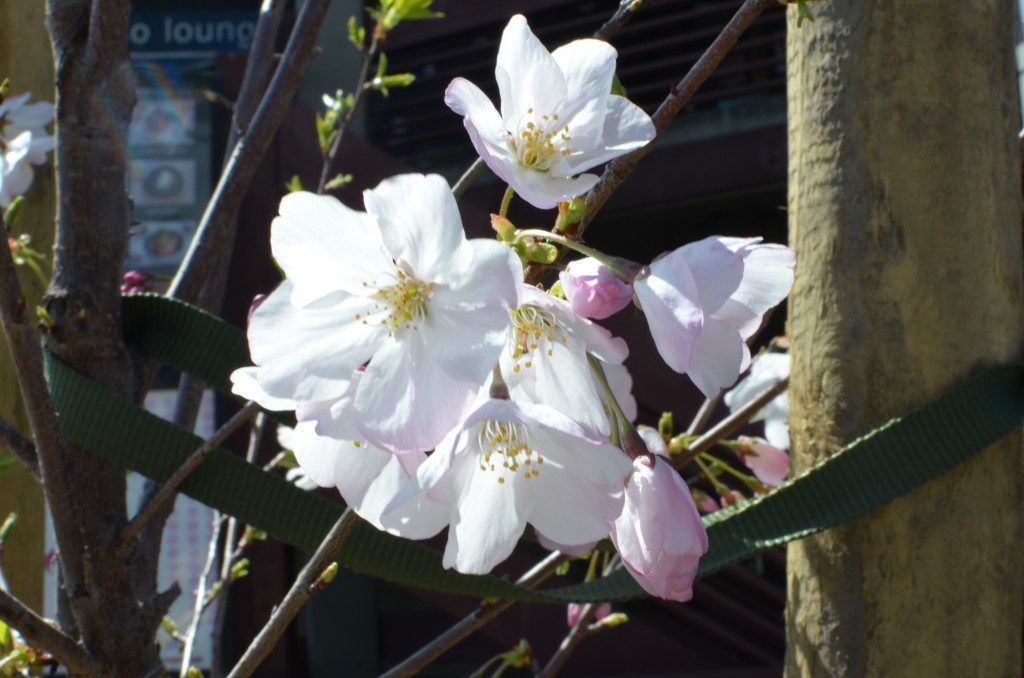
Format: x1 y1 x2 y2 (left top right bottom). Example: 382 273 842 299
228 0 287 153
379 551 567 678
576 0 780 237
0 413 39 479
0 588 107 677
673 376 789 470
116 401 260 551
226 509 361 678
168 0 333 303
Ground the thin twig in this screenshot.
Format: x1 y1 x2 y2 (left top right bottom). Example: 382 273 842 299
316 34 381 194
178 512 224 678
536 556 620 678
0 588 106 677
168 0 334 303
210 413 266 678
576 0 780 237
116 401 261 550
0 223 83 612
673 376 789 470
226 509 361 678
228 0 287 154
379 551 567 678
452 158 485 199
593 0 645 41
0 413 38 478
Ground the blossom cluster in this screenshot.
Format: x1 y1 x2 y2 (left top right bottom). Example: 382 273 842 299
0 92 55 208
235 15 795 602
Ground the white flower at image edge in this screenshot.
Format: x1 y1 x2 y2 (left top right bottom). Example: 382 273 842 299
445 14 655 209
240 173 522 452
634 236 795 399
724 352 790 450
386 398 633 575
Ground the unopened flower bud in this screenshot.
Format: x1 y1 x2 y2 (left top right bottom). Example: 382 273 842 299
491 214 516 242
559 257 633 320
522 240 558 264
567 601 611 628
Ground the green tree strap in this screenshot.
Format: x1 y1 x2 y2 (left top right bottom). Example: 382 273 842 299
41 294 1024 602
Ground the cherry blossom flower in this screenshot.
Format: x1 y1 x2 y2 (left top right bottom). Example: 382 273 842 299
445 14 655 209
1 131 54 207
736 435 789 487
500 285 628 434
724 352 790 449
235 174 522 451
240 372 448 536
387 398 632 575
559 257 633 319
0 93 55 208
610 453 708 601
633 236 795 398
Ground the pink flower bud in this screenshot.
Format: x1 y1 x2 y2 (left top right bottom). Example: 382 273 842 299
567 602 611 628
736 435 789 487
559 257 633 320
120 270 150 295
610 455 708 602
692 488 720 514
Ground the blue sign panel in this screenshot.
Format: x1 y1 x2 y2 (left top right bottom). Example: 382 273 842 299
130 11 259 57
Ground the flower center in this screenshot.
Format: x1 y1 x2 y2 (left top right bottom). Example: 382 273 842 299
477 420 543 483
508 108 572 172
361 265 436 335
508 305 567 372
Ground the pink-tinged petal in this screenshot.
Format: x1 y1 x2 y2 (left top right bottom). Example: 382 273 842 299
685 314 747 398
355 335 477 451
443 447 534 574
444 78 509 163
737 436 789 487
507 164 600 209
728 242 796 316
679 237 745 315
495 15 567 124
634 254 703 374
272 192 390 304
559 258 633 320
611 456 708 601
563 96 654 173
363 174 473 280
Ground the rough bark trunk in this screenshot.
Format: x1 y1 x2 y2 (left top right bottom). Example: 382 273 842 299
42 0 169 674
785 2 1024 676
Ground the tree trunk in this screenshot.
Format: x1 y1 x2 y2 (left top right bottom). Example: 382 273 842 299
785 2 1023 676
42 1 169 674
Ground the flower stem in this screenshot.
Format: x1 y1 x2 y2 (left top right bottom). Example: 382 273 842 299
499 185 515 219
515 230 643 282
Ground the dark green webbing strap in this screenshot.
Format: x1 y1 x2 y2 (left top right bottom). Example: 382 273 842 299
41 294 1024 601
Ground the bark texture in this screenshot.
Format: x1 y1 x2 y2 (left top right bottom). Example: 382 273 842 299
785 2 1023 676
42 0 167 674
